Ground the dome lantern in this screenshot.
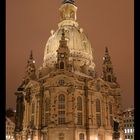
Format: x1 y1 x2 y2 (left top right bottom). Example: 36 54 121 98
59 0 77 22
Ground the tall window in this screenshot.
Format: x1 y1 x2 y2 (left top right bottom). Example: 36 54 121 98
58 94 65 124
77 112 82 125
77 96 82 111
58 94 65 109
96 114 101 127
45 98 50 125
77 96 83 125
96 99 101 127
79 133 84 140
96 99 100 112
58 111 65 124
109 102 113 127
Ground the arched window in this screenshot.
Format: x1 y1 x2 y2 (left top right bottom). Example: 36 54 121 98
45 98 50 125
77 96 83 125
96 99 101 112
79 133 84 140
60 62 64 69
58 94 65 124
96 99 101 127
77 96 82 111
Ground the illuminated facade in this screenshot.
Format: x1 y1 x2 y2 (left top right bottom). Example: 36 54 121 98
6 117 15 140
123 108 134 140
14 0 124 140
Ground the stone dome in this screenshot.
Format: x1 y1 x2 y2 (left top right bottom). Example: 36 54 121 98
43 2 95 70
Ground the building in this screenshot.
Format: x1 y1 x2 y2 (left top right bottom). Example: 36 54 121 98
123 108 134 140
6 117 15 140
14 0 124 140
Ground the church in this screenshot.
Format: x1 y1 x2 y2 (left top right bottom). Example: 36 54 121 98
14 0 124 140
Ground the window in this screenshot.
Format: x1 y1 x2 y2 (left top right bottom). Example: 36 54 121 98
77 96 82 111
58 111 65 124
58 94 65 109
96 99 101 127
79 133 84 140
77 96 83 125
59 80 65 85
96 99 100 112
60 62 64 69
96 114 101 127
58 94 65 125
45 113 50 125
77 112 82 125
45 98 50 125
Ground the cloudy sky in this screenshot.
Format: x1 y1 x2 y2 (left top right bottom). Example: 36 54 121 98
6 0 134 110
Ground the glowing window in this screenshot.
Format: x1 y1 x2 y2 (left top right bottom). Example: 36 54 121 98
79 133 84 140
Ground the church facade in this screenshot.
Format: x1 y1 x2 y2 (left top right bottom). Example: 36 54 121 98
14 1 124 140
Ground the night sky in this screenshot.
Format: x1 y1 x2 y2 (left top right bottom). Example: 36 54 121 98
6 0 134 110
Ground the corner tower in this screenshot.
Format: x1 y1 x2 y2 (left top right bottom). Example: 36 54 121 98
25 50 37 80
102 47 117 82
